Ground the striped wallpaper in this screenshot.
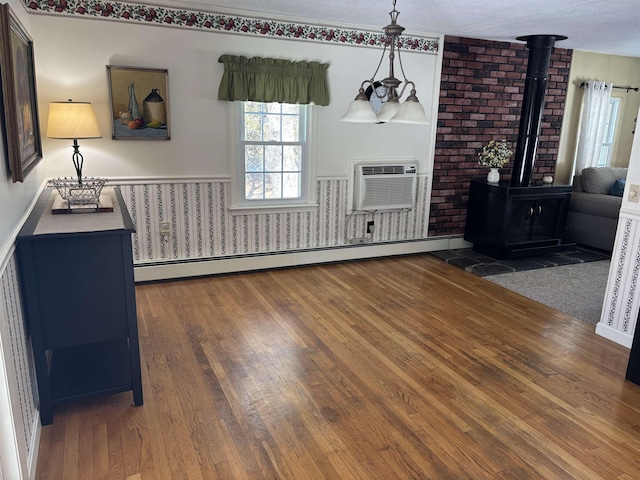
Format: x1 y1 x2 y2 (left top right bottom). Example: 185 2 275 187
0 250 38 476
118 177 431 264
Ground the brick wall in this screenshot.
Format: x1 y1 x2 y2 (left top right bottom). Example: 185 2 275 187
429 36 572 236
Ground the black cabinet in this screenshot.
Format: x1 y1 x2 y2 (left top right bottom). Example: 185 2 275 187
507 198 564 243
16 187 143 425
465 179 573 259
626 309 640 385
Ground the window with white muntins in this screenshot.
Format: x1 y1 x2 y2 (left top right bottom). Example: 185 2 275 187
232 101 316 211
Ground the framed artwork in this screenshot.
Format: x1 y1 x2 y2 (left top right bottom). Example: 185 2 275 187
0 4 42 183
107 65 170 140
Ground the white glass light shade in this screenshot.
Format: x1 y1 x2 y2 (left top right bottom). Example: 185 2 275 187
47 101 102 139
389 100 430 125
340 98 379 123
376 100 401 123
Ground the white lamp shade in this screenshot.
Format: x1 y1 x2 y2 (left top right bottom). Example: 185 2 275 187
389 100 430 125
340 99 379 123
376 100 401 123
47 101 102 139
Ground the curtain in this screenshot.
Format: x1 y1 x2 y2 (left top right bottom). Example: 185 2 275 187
217 55 330 106
574 80 613 173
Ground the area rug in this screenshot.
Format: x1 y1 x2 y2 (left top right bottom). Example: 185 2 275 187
483 260 610 326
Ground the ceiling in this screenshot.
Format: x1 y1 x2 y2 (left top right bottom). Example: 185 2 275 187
160 0 640 58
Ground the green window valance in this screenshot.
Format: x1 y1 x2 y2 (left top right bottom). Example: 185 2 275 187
217 55 329 106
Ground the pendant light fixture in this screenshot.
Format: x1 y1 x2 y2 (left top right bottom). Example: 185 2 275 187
341 0 429 125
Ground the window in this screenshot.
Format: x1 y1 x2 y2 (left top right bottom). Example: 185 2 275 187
598 97 621 167
234 101 314 210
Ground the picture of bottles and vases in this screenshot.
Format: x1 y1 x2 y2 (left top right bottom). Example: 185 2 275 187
107 65 170 140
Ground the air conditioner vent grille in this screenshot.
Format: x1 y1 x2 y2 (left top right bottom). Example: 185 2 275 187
361 165 406 175
353 163 417 211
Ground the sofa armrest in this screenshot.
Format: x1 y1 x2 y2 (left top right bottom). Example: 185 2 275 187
568 191 622 219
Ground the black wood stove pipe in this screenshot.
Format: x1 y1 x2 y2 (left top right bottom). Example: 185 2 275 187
510 34 567 187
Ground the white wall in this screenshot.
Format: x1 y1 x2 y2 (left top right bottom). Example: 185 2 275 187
29 15 441 181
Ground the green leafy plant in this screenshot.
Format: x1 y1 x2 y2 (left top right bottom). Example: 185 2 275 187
478 140 513 168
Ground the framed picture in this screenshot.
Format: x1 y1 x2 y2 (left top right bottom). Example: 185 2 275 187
0 4 42 183
107 65 170 140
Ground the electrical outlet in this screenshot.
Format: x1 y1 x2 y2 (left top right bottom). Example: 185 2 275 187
366 221 375 234
629 184 640 203
160 221 171 236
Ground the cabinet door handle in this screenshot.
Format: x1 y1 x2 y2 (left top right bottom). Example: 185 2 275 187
538 205 542 215
529 206 534 217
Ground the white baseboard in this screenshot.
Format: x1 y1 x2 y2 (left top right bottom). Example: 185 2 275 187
448 237 472 250
134 237 469 282
595 322 633 348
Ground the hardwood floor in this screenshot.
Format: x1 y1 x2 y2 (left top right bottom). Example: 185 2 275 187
35 254 640 479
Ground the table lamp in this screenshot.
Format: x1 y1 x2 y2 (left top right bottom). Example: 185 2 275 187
47 99 102 185
47 100 107 209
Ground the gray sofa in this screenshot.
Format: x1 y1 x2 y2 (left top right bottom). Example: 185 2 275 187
564 166 627 252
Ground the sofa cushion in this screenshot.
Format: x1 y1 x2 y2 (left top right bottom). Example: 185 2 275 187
610 178 626 196
581 167 627 194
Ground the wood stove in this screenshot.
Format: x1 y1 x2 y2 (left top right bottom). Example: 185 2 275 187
464 34 574 259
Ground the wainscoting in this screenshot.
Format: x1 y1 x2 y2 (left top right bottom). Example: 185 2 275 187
116 176 444 281
0 248 39 479
598 209 640 347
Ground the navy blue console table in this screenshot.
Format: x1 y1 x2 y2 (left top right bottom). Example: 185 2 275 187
17 187 143 425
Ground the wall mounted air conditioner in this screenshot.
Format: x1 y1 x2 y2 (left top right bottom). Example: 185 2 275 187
353 163 417 211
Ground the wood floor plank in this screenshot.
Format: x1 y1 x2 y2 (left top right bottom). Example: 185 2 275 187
61 410 80 479
35 254 640 479
92 420 109 480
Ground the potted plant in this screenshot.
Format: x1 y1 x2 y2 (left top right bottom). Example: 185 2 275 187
478 140 513 183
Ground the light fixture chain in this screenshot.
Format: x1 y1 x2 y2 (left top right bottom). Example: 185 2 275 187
397 42 408 82
371 45 388 89
395 44 410 99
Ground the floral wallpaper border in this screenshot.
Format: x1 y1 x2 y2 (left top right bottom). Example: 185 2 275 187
24 0 439 53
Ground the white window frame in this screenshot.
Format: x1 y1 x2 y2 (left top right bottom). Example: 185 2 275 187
230 101 318 214
598 96 622 167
